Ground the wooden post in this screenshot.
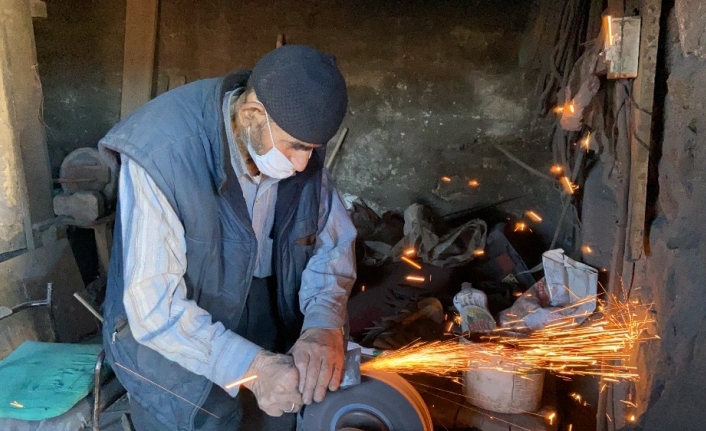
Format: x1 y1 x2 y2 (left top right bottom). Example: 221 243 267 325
626 0 662 261
120 0 159 119
0 0 54 254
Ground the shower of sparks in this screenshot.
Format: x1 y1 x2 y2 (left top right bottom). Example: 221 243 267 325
403 247 416 256
405 275 426 283
550 164 564 174
526 210 543 222
10 401 23 408
361 298 655 382
561 176 579 194
468 179 480 188
441 176 452 183
401 256 422 269
225 375 258 390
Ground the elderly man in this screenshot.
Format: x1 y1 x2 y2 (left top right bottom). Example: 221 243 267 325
99 45 356 431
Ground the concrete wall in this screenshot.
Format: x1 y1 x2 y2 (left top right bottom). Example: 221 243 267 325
634 3 706 429
33 0 125 177
35 0 560 243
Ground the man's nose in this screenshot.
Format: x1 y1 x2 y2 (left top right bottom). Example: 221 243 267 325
291 150 312 172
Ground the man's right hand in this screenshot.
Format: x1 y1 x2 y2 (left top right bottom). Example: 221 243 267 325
243 351 303 417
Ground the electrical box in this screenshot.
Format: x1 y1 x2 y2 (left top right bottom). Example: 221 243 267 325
602 16 642 79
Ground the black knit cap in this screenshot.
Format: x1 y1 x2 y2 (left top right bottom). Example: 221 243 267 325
250 45 348 145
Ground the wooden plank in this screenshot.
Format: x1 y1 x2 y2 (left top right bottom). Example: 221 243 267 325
626 0 662 261
120 0 159 119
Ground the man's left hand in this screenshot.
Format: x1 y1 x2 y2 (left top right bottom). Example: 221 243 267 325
290 327 344 405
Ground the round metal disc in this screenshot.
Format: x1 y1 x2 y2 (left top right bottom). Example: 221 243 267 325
301 370 433 431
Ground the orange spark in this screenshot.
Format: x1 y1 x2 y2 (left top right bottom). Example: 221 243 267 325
525 211 543 222
514 222 527 232
568 102 576 113
361 285 366 292
627 414 636 423
468 179 480 188
561 176 578 194
569 425 573 431
225 375 258 390
401 256 422 270
441 176 452 183
604 15 614 46
621 400 638 408
10 401 23 408
582 245 594 254
550 164 564 174
581 132 592 151
405 275 426 283
553 106 564 114
403 247 416 256
547 411 556 425
444 321 454 333
473 249 485 257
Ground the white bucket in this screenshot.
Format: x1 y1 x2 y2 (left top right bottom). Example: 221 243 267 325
463 358 544 414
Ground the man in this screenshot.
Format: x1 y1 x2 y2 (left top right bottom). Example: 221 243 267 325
99 45 357 431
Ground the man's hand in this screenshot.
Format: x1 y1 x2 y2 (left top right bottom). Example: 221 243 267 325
243 351 303 417
290 327 344 405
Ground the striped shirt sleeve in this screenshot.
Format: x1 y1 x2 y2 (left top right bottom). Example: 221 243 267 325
119 156 262 396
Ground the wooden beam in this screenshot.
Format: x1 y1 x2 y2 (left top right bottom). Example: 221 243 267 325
120 0 159 119
0 0 55 254
626 0 662 261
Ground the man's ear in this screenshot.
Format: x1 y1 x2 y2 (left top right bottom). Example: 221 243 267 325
237 102 265 129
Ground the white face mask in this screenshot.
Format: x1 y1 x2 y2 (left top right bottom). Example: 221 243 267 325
246 103 296 179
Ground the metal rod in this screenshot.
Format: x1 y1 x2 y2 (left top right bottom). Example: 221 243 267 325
73 292 104 323
325 127 349 170
93 350 106 431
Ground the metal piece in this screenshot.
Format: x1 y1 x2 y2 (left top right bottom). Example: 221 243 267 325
93 350 106 431
301 370 433 431
0 283 52 321
325 127 349 170
340 348 361 389
73 292 104 323
59 148 118 202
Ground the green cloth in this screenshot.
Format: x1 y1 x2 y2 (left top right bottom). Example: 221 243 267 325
0 341 103 421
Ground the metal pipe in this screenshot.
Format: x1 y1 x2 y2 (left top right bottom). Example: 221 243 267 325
93 350 106 431
73 292 104 323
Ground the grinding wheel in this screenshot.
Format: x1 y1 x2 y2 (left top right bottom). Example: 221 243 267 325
301 370 433 431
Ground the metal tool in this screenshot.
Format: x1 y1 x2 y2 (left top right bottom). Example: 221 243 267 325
0 282 53 321
301 369 433 431
340 348 362 389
